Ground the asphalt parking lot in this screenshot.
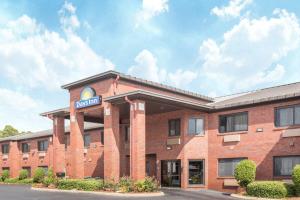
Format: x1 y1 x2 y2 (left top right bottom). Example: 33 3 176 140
0 185 238 200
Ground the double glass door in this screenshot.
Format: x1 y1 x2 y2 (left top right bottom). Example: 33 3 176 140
161 160 181 187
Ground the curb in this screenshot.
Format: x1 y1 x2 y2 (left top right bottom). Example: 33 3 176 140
231 194 287 200
31 187 165 197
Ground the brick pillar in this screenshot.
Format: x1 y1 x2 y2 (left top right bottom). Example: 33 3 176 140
130 100 146 180
9 141 20 178
53 116 65 174
70 109 84 178
104 103 120 181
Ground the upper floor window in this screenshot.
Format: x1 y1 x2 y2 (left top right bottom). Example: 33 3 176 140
188 118 204 135
21 143 30 153
274 156 300 176
84 134 91 148
38 140 48 152
64 135 70 149
125 126 130 142
100 131 104 145
275 105 300 127
218 158 246 177
219 112 248 133
169 119 181 136
1 144 9 154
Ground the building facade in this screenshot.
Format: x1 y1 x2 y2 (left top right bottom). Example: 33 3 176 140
0 70 300 192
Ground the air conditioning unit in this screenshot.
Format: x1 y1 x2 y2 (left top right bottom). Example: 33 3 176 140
38 152 46 157
22 153 29 159
2 154 8 160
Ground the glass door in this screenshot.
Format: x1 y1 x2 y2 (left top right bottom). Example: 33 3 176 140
161 160 181 187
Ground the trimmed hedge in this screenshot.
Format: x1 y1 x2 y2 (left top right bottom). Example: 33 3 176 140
234 159 256 187
246 181 287 199
292 164 300 196
57 179 104 191
33 168 45 183
19 169 29 180
284 183 295 197
1 170 9 181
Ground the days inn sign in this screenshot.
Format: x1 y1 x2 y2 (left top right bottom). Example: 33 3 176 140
75 87 102 109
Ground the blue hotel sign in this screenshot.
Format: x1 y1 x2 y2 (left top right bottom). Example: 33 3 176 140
75 87 102 109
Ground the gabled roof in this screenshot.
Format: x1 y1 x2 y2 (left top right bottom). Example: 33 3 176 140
211 82 300 109
61 70 213 102
0 123 103 142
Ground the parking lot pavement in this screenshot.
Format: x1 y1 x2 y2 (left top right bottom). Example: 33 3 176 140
0 185 237 200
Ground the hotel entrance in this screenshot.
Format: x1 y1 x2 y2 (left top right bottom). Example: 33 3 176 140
161 160 181 187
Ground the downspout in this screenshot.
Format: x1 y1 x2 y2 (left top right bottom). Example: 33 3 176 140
125 96 134 178
113 75 120 95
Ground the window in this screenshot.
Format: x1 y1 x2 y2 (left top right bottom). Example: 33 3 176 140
169 119 181 136
39 166 48 175
219 112 248 133
38 140 48 151
189 160 205 185
84 134 91 148
275 105 300 127
125 126 130 142
21 143 30 153
22 167 31 177
188 118 204 135
1 144 9 154
64 135 70 149
274 156 300 176
100 131 104 145
218 158 246 177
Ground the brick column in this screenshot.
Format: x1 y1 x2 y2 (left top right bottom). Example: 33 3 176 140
130 100 146 180
9 141 20 178
104 103 120 181
53 116 65 174
70 109 84 178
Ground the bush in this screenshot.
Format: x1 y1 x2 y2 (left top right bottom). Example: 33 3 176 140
284 183 295 197
4 178 18 184
292 165 300 196
118 177 133 192
33 168 46 183
103 179 117 192
19 170 29 180
133 177 159 193
234 160 256 188
246 181 287 199
1 170 9 181
57 179 104 191
43 168 56 187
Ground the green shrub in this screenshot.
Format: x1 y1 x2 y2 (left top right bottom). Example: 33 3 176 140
18 178 33 184
33 168 45 183
284 183 295 197
118 177 133 192
292 165 300 196
103 179 117 191
246 181 287 199
234 160 256 188
57 179 103 191
43 168 56 187
19 169 29 180
1 170 9 181
4 178 18 184
133 177 159 193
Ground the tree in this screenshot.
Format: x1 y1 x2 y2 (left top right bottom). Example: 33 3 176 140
0 125 19 138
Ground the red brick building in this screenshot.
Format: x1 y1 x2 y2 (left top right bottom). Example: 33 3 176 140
1 70 300 192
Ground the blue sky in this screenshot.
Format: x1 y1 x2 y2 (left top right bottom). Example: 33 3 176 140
0 0 300 131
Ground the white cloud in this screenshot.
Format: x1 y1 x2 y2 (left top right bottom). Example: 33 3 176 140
59 1 80 32
0 88 50 131
211 0 252 18
199 9 300 94
128 49 197 88
0 4 114 90
136 0 168 27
